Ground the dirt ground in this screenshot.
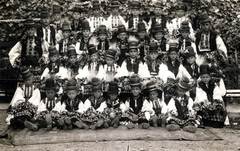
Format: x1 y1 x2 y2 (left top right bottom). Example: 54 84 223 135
0 109 240 151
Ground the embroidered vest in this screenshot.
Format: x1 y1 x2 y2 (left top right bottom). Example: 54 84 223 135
21 36 42 59
175 95 189 120
195 31 217 55
167 59 180 77
88 96 106 110
126 58 141 74
63 98 81 112
37 25 56 45
129 94 144 114
198 80 215 103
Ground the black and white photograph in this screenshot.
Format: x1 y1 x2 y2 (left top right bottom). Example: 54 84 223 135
0 0 240 150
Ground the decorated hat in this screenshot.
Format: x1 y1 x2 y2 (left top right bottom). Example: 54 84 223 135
118 24 127 34
168 43 179 52
21 66 33 80
128 36 139 49
62 21 71 31
137 22 146 32
66 79 78 90
200 64 210 75
88 44 98 55
130 75 141 87
92 0 100 10
67 45 77 56
175 4 186 10
152 23 164 33
72 5 83 13
149 42 158 53
185 46 196 58
82 20 90 30
179 21 190 32
45 78 56 90
24 18 35 28
41 7 50 18
52 5 62 14
146 81 163 97
199 12 211 24
106 49 117 59
49 46 59 56
98 25 107 35
178 77 194 91
111 0 120 8
108 81 119 93
155 2 162 8
130 1 140 9
91 77 102 91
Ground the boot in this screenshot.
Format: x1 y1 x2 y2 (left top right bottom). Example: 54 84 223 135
166 124 180 131
183 125 198 133
161 116 166 127
126 122 134 129
45 114 52 131
65 117 73 130
152 117 158 128
75 121 84 129
82 123 89 130
140 123 150 129
90 123 96 130
10 118 18 130
103 121 109 128
96 119 104 128
24 121 39 131
112 117 119 128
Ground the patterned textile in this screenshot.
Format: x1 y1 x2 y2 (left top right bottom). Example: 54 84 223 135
12 102 38 118
126 58 141 74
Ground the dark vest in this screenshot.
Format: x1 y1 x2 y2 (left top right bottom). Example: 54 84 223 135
167 59 181 77
71 19 82 32
21 36 43 59
62 97 81 112
175 94 189 120
128 15 143 29
151 15 167 29
106 99 120 109
138 36 150 57
37 25 56 46
183 63 199 79
128 94 144 115
97 39 110 51
126 58 141 74
198 80 215 103
195 31 217 55
88 96 106 110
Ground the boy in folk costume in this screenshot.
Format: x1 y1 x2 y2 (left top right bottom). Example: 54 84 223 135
183 46 199 100
24 78 62 131
87 0 107 33
37 7 56 46
96 25 110 62
75 20 91 55
6 67 40 129
166 43 191 80
116 24 129 66
144 42 170 83
145 80 167 127
66 45 81 80
121 75 152 129
83 78 108 129
105 81 123 128
148 1 168 30
166 77 199 133
9 19 43 68
194 65 228 128
106 0 127 32
41 46 68 81
77 44 105 81
136 22 150 62
52 5 64 42
120 36 146 77
59 79 88 129
70 5 83 39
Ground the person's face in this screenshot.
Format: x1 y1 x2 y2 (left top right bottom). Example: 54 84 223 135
132 9 139 16
201 22 211 32
91 53 98 62
149 90 158 101
108 92 118 101
69 55 77 64
181 31 189 39
73 12 81 20
99 34 107 41
92 89 102 99
83 30 90 37
63 30 71 38
177 87 187 97
200 74 211 85
27 28 36 37
54 13 61 21
186 56 196 65
168 51 178 61
50 54 59 63
93 9 100 15
112 8 119 15
46 89 56 100
24 76 34 87
129 49 138 59
42 17 50 26
118 32 127 40
131 86 141 97
106 57 114 66
154 7 162 15
154 32 164 40
67 90 78 100
138 31 146 39
149 52 158 60
177 10 185 17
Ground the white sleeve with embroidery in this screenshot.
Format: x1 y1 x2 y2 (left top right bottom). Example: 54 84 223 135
161 100 168 115
77 101 85 114
83 99 91 112
8 41 22 68
10 87 25 107
56 67 69 79
216 35 227 56
52 101 63 113
167 98 177 115
41 67 50 80
28 88 41 106
37 101 47 113
96 101 107 113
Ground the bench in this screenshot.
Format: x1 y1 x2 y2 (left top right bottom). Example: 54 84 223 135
224 89 240 104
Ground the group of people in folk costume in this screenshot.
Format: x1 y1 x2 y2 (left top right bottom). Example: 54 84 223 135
7 0 229 132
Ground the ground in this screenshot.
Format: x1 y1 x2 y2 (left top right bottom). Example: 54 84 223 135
0 104 240 151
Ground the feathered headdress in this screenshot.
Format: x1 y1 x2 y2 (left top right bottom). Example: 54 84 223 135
128 36 139 49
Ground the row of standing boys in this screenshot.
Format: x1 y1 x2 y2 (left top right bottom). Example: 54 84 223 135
7 0 229 133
